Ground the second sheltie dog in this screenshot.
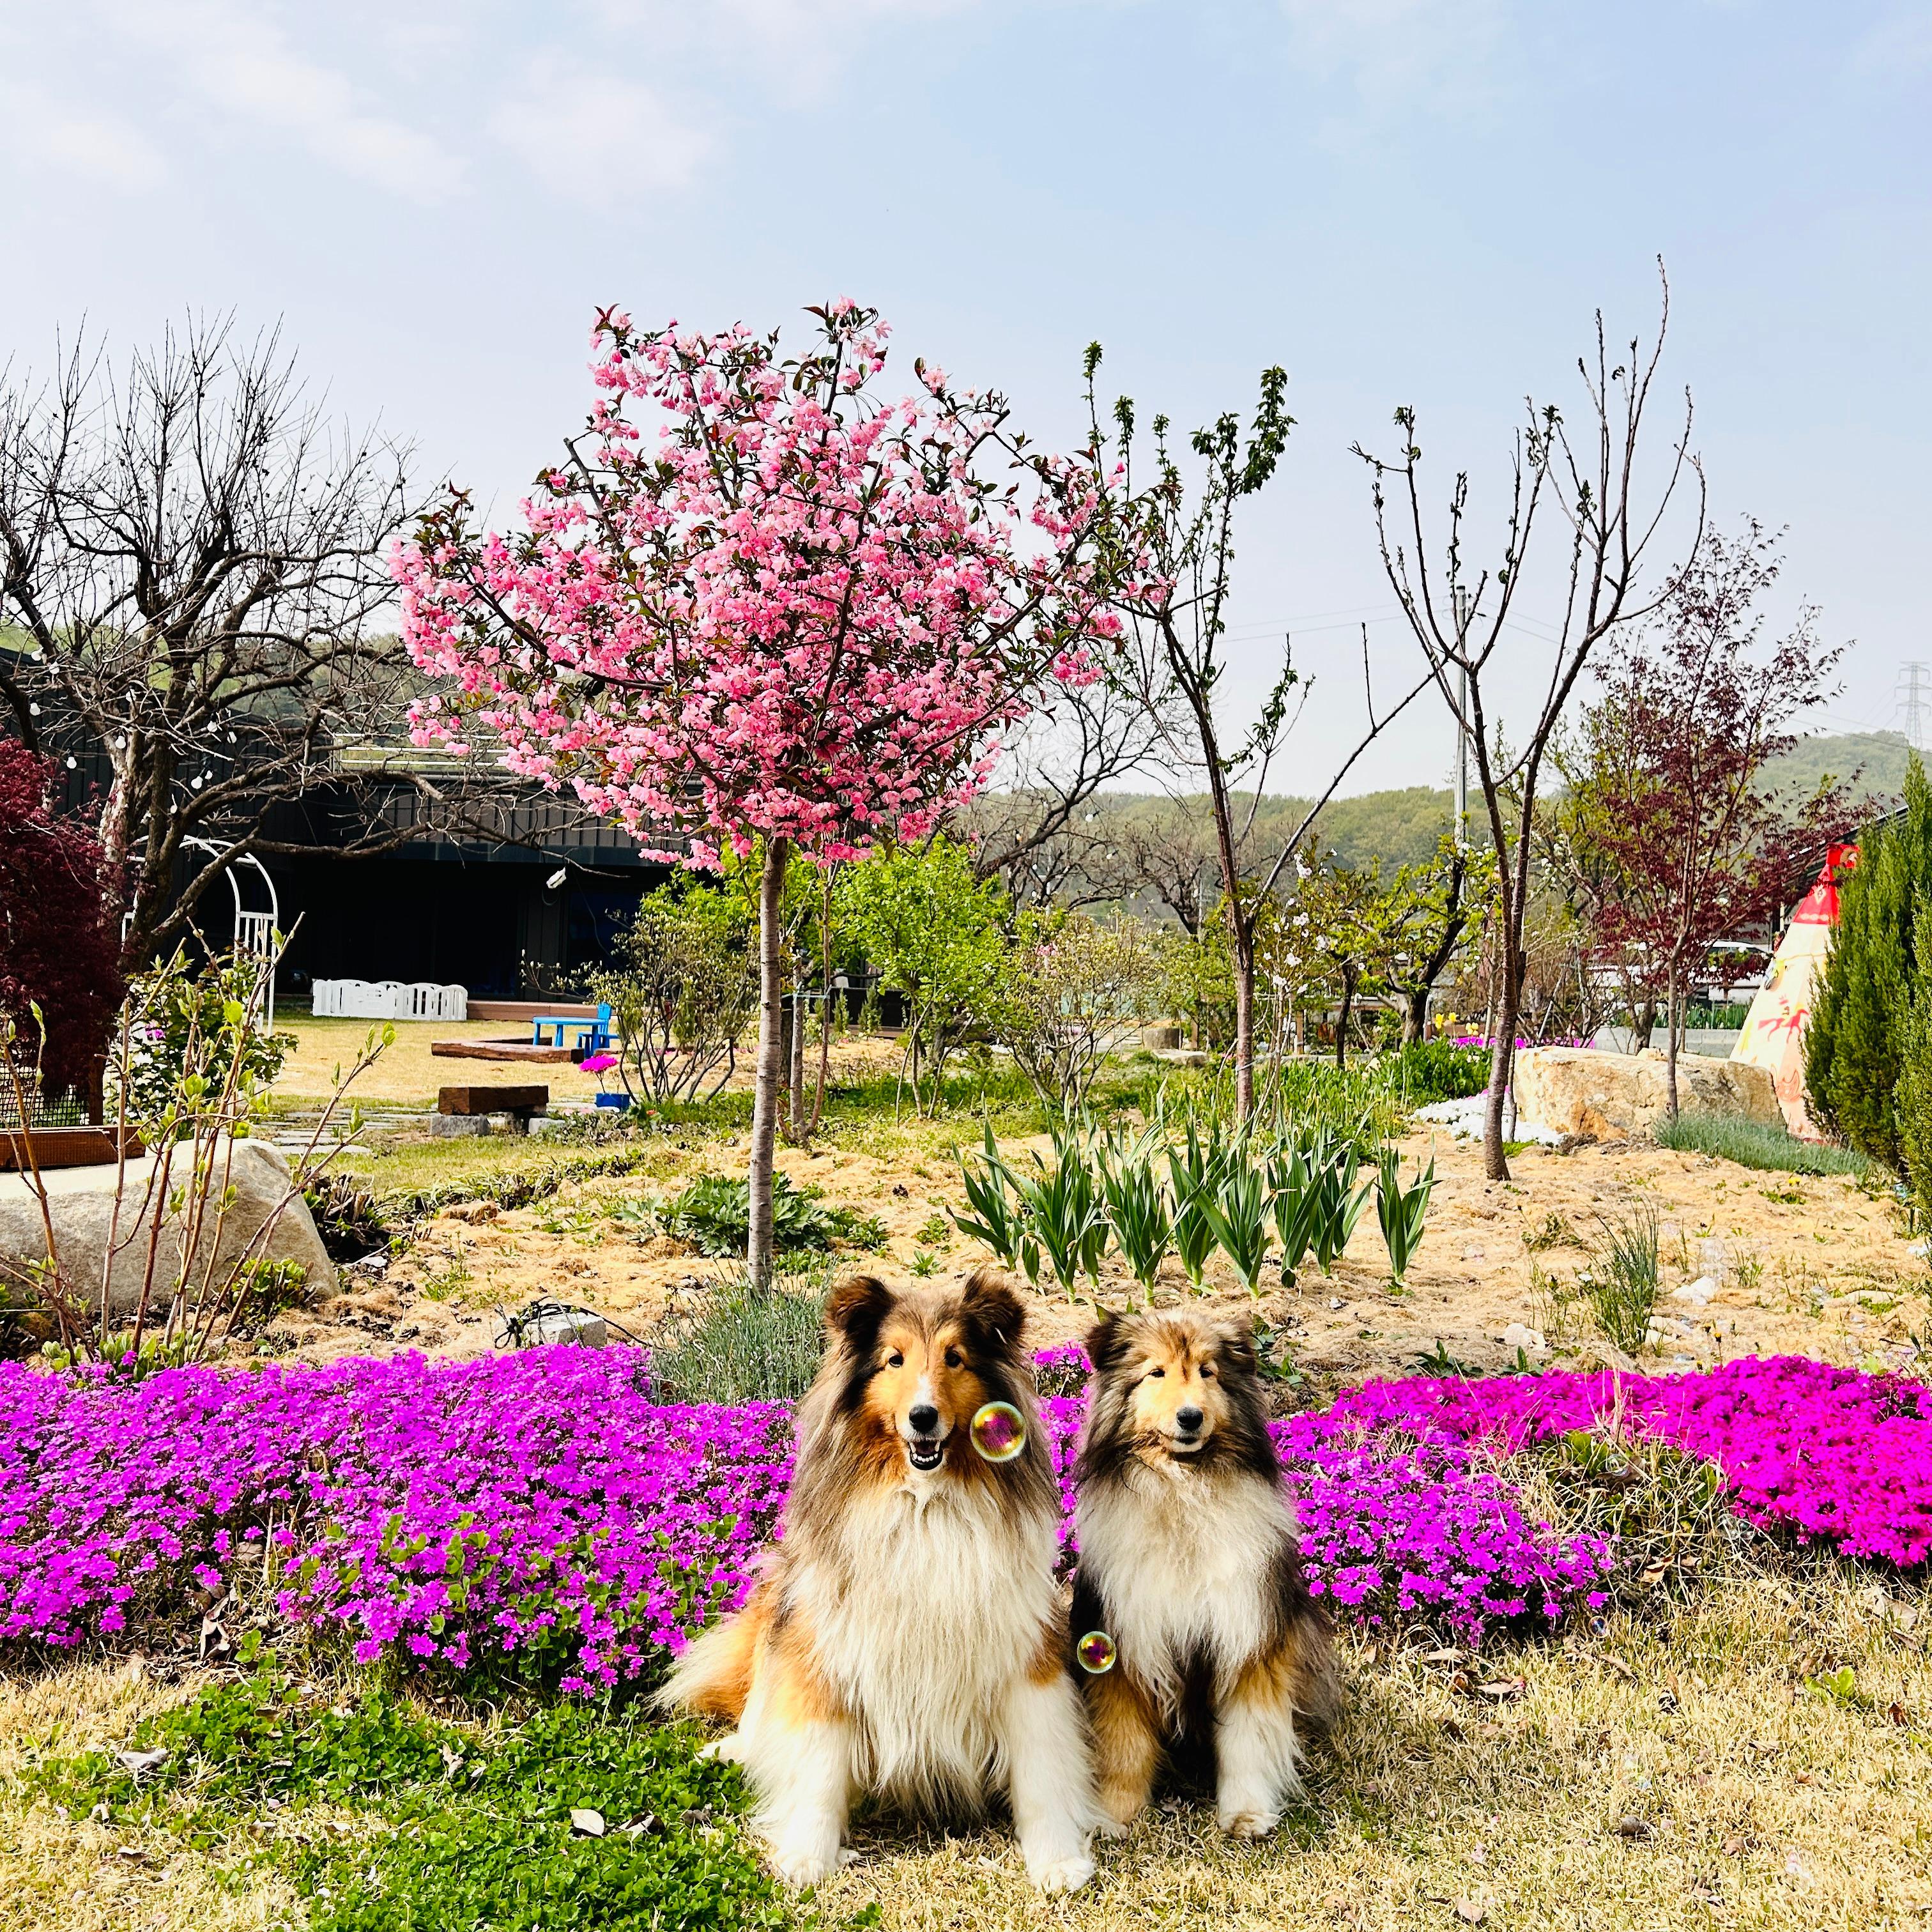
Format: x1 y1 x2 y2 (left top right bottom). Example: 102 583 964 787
661 1268 1098 1892
1072 1307 1335 1839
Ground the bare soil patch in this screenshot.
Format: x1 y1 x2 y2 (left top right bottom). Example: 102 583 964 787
273 1126 1929 1388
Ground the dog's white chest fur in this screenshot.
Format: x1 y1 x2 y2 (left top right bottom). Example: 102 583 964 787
1077 1465 1290 1711
795 1480 1059 1802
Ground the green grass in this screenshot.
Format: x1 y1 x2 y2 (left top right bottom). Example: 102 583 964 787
647 1266 830 1404
654 1172 887 1257
1652 1110 1874 1178
36 1666 802 1932
1581 1204 1663 1355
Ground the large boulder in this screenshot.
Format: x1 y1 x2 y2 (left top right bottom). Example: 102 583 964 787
0 1136 335 1322
1513 1046 1781 1140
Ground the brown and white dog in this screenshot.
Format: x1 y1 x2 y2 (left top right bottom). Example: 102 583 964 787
661 1269 1098 1892
1071 1307 1335 1839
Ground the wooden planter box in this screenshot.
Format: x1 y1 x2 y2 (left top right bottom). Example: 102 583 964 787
1 1126 146 1173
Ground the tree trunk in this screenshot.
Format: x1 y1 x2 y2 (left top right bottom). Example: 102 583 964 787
1403 984 1429 1044
1335 966 1358 1068
1632 997 1656 1050
1664 958 1682 1121
747 836 791 1291
1231 913 1256 1122
1483 928 1522 1182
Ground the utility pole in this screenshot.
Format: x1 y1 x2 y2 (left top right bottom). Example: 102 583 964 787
1899 661 1932 751
1452 586 1470 852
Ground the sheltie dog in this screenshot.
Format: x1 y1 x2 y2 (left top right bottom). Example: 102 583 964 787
661 1268 1098 1892
1071 1307 1335 1839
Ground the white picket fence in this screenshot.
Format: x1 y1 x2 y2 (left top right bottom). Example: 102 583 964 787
310 979 468 1021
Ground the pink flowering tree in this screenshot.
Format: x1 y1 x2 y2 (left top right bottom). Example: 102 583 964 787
394 301 1125 1285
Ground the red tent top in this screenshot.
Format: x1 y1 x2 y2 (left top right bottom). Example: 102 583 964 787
1790 843 1860 927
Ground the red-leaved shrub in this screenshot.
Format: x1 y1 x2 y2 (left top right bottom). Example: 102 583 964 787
0 739 123 1107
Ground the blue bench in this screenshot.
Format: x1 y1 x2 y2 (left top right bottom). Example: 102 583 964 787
531 1003 613 1052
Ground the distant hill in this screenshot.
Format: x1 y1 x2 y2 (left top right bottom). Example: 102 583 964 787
1080 785 1461 877
1763 730 1913 809
1078 732 1912 878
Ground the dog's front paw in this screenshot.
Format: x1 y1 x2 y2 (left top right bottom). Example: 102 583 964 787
770 1841 843 1888
698 1734 746 1764
1218 1806 1280 1840
1092 1811 1131 1841
765 1839 834 1885
1030 1852 1096 1894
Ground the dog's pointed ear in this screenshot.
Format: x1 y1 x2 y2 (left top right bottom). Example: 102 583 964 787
1084 1310 1127 1375
1214 1310 1259 1374
960 1266 1025 1359
824 1273 893 1351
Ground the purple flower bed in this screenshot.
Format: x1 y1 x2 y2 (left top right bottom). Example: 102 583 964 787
1 1351 1922 1688
0 1351 788 1692
1337 1356 1932 1569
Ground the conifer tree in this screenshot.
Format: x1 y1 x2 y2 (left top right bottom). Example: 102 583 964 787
1806 751 1932 1165
1896 887 1932 1226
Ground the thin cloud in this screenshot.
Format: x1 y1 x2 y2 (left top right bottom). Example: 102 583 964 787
102 0 465 201
1846 5 1932 84
492 63 714 199
1276 0 1513 119
0 80 168 192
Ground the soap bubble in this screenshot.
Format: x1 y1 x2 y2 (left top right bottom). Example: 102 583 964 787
1076 1630 1117 1675
969 1401 1026 1462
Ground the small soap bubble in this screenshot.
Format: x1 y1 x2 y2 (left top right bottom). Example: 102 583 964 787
969 1400 1026 1462
1077 1630 1117 1675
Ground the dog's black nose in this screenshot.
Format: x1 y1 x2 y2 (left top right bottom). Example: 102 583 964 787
908 1404 940 1436
1176 1406 1204 1432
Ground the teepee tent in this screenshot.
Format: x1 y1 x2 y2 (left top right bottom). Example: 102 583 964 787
1731 844 1858 1137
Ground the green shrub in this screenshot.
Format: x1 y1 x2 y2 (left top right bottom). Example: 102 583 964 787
1805 751 1932 1169
116 946 295 1131
1900 903 1932 1230
655 1172 884 1257
1390 1038 1490 1106
1652 1110 1873 1177
647 1268 829 1404
40 1669 798 1932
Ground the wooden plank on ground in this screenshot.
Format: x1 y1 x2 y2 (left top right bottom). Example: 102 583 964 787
438 1084 551 1116
431 1040 574 1064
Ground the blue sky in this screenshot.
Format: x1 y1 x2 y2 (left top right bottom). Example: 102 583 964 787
4 0 1929 794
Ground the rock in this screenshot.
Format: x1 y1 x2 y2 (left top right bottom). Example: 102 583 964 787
521 1308 606 1347
1512 1047 1781 1140
428 1114 490 1138
0 1137 336 1319
1500 1322 1547 1355
1673 1276 1719 1307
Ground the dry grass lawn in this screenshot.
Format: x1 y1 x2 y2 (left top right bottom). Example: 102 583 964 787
822 1565 1932 1932
270 1015 612 1108
3 1565 1925 1932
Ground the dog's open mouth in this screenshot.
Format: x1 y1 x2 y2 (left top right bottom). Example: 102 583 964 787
907 1436 945 1471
